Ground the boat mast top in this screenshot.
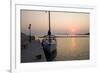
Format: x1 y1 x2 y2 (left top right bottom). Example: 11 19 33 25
48 11 51 36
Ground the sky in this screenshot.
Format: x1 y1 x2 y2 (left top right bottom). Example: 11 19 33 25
21 10 89 35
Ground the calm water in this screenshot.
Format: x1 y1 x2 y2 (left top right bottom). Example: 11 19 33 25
55 36 89 61
37 35 89 61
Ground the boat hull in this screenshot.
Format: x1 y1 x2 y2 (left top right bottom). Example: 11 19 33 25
43 47 57 61
41 37 57 61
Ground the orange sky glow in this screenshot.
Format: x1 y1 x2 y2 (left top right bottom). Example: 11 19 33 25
21 10 89 35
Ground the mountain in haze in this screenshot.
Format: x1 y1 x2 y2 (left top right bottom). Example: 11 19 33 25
76 33 90 35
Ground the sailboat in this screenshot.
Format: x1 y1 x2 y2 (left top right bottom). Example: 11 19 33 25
41 11 57 61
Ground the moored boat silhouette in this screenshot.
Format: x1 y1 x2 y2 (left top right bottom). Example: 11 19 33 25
41 35 57 61
41 11 57 61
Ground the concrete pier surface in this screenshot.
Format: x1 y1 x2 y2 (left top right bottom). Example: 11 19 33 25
21 40 46 63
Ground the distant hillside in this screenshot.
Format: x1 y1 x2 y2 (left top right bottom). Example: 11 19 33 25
76 33 90 35
84 33 90 35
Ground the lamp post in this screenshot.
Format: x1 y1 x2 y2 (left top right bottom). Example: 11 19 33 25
28 24 31 42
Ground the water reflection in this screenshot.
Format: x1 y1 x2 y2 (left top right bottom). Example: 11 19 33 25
70 38 77 58
55 37 89 61
39 36 89 61
71 38 76 49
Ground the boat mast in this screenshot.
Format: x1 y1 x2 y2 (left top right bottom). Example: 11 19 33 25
48 11 51 36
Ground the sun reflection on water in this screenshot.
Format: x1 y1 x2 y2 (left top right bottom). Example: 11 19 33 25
71 38 76 49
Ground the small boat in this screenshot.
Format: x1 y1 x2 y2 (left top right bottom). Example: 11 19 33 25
41 11 57 61
41 35 57 61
